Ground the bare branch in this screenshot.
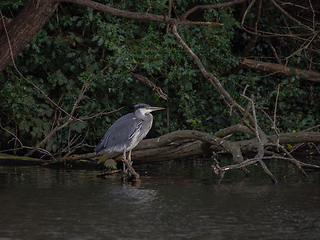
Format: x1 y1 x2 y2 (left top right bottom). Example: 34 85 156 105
0 121 54 158
128 72 168 100
241 0 262 58
24 81 91 157
269 43 282 65
270 0 313 32
172 24 244 114
180 0 247 22
217 155 319 173
180 21 223 26
61 0 177 24
239 59 320 82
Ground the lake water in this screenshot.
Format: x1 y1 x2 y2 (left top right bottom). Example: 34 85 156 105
0 159 320 239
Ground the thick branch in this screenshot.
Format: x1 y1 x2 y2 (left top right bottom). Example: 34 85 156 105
172 25 244 114
270 131 320 144
130 140 205 164
214 123 253 138
180 0 247 21
239 59 320 82
61 0 177 24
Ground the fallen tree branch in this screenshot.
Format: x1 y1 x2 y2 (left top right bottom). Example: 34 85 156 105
59 129 320 164
41 152 98 166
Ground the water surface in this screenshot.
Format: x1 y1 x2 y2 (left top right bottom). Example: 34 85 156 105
0 160 320 239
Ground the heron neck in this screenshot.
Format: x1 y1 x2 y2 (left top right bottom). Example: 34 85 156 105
135 111 153 121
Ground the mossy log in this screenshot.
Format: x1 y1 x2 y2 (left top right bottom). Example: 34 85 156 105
0 153 46 165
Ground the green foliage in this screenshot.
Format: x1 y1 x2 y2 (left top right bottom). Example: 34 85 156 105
0 0 319 157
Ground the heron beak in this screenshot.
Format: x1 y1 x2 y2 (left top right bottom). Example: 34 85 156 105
149 107 165 112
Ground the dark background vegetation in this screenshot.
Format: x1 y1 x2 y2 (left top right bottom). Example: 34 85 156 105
0 0 319 159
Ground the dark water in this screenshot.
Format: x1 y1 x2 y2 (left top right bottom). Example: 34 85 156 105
0 160 320 240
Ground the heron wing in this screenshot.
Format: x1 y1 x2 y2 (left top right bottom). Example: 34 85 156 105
94 113 142 153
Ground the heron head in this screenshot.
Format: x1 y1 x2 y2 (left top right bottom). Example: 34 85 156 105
134 103 165 114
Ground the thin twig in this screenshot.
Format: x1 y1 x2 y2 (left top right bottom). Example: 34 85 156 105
270 0 313 32
81 107 124 120
24 81 91 157
273 84 281 150
308 0 315 31
217 155 318 177
0 120 23 148
269 43 282 65
0 121 54 158
241 94 261 143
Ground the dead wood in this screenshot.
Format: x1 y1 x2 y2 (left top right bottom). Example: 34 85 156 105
94 129 320 164
129 140 206 164
49 128 320 166
97 169 121 177
0 153 46 165
239 59 320 82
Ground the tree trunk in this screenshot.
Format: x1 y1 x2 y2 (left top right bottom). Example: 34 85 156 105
0 0 59 72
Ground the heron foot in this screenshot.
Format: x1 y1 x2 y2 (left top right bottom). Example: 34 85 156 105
121 157 140 181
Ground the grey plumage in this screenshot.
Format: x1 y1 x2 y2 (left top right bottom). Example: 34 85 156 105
94 104 164 161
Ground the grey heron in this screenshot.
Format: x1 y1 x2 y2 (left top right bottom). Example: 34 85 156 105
94 103 164 178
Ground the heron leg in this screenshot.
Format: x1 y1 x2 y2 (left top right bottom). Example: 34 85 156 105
121 149 140 181
122 147 127 173
123 163 126 173
128 149 133 166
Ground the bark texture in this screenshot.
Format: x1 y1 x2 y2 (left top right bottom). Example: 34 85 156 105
0 0 59 72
